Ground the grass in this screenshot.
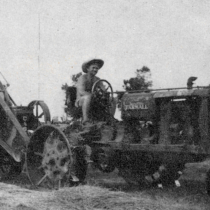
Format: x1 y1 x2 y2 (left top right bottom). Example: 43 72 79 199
1 165 210 210
44 184 210 210
33 166 210 210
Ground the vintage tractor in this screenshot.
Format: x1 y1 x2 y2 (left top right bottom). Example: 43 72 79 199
2 72 210 194
0 73 50 179
53 79 210 193
114 86 210 188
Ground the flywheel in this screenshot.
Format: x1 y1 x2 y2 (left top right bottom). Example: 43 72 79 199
27 100 51 130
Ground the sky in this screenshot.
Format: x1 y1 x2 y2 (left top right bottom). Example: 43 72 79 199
0 0 210 118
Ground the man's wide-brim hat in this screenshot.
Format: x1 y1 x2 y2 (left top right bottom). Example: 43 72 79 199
82 59 104 73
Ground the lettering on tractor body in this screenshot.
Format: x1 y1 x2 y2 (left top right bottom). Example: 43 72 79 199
124 102 148 110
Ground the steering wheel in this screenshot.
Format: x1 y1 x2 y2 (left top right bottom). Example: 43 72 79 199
91 79 114 101
91 80 114 119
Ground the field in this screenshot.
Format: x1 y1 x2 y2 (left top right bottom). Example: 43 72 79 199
0 163 210 210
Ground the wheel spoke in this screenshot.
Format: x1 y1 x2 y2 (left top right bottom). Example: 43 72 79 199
105 86 110 91
38 165 43 169
37 173 48 186
36 104 38 117
34 152 43 157
57 180 61 190
38 112 44 118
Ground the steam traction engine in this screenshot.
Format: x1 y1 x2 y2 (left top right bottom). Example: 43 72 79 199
0 75 50 179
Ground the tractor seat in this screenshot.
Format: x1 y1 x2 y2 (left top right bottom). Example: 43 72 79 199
65 86 114 122
65 86 82 119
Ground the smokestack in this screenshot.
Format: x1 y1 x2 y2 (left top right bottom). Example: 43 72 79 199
187 77 197 89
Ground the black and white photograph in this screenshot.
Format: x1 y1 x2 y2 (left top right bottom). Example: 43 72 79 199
0 0 210 209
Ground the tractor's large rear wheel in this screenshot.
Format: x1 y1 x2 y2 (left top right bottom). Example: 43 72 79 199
26 125 72 189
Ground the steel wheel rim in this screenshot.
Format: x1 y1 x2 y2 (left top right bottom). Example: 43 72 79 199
26 125 72 189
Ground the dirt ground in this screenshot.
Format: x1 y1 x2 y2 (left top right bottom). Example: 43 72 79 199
0 165 210 210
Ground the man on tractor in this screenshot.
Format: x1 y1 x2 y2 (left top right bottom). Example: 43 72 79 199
73 59 105 166
75 58 105 129
66 59 116 180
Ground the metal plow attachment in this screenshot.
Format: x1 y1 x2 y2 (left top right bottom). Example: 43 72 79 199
25 125 72 189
